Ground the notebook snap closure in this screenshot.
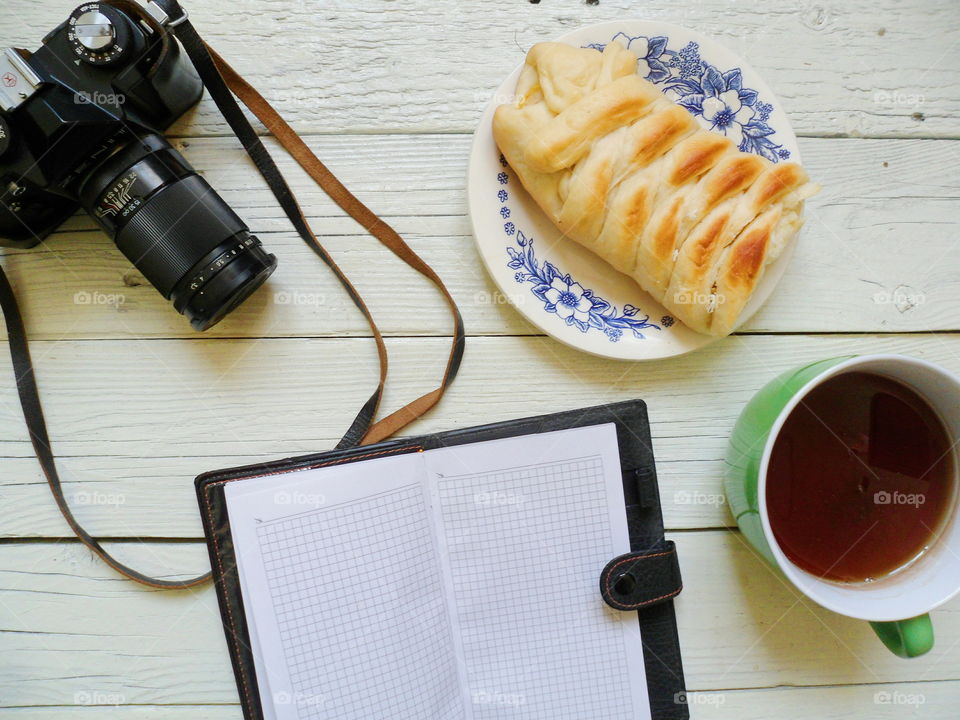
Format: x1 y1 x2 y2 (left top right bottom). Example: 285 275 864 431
613 571 637 596
599 542 682 611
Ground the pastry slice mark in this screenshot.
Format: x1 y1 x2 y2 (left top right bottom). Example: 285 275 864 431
641 150 766 300
706 206 784 336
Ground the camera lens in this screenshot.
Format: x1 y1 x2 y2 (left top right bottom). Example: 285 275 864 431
78 134 276 330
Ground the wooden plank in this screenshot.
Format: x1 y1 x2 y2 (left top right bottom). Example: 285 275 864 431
2 680 958 718
688 682 960 719
2 0 956 138
0 536 957 707
3 136 959 339
3 332 960 537
0 451 720 538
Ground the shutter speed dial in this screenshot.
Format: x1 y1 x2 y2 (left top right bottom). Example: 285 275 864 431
75 11 113 50
67 3 133 66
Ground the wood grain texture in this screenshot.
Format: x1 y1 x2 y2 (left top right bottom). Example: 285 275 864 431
4 333 960 537
3 682 958 719
0 538 957 708
1 0 957 138
2 135 958 339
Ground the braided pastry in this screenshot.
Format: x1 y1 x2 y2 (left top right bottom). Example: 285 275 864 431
493 41 819 336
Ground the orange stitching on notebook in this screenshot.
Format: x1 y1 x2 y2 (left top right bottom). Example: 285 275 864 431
604 548 679 610
201 444 421 716
618 585 683 610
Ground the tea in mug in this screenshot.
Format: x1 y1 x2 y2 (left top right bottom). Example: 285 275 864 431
766 371 956 583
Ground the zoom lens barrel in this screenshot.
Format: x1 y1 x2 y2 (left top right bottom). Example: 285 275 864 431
78 134 276 330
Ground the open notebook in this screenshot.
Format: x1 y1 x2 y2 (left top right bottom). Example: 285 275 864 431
224 424 650 720
198 401 686 720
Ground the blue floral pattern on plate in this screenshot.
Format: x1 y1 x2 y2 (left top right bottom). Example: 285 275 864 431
500 29 788 342
499 172 662 342
587 31 789 162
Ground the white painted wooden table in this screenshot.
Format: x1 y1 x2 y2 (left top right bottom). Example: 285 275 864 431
1 0 958 717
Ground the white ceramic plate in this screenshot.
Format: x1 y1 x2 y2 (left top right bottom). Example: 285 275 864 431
468 21 802 360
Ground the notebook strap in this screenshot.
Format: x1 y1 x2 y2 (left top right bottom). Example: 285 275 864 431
0 0 463 589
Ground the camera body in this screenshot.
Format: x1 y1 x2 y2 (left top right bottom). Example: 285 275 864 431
0 1 201 245
0 1 277 330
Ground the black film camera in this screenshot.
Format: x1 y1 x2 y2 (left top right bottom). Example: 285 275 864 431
0 1 277 329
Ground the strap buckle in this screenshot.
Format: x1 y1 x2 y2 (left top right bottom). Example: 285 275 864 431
146 1 189 28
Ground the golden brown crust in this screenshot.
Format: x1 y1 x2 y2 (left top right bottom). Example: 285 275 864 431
708 207 783 336
667 132 734 186
492 40 819 337
729 226 770 285
597 170 657 275
651 196 683 259
625 103 698 169
686 211 730 277
701 154 767 208
751 162 809 207
524 75 662 173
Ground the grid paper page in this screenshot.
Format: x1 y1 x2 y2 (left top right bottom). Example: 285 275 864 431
232 539 278 720
226 453 465 720
426 424 650 720
227 424 650 720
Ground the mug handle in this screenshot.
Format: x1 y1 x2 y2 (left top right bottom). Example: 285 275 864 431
870 615 934 658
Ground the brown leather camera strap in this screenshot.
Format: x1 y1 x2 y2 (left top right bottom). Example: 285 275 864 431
157 3 465 451
208 47 465 446
0 267 213 589
0 1 464 589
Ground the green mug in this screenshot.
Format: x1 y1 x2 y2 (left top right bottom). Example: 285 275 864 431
725 354 960 658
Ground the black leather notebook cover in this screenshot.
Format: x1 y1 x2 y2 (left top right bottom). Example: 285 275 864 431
196 399 688 720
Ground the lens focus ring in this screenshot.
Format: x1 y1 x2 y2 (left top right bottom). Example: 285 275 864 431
115 174 247 297
79 134 276 330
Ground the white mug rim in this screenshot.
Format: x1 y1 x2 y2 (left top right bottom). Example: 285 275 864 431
757 353 960 621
